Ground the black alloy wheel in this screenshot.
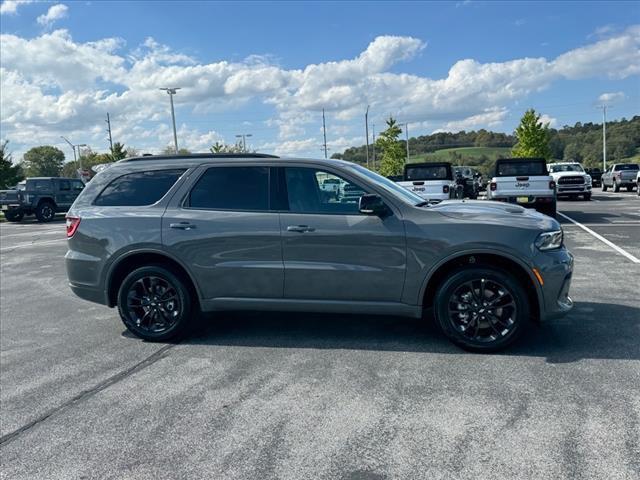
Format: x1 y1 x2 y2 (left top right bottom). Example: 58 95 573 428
435 267 529 352
117 265 193 341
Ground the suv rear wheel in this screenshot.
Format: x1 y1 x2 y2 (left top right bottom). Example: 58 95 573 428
35 201 56 222
434 267 529 352
117 265 194 342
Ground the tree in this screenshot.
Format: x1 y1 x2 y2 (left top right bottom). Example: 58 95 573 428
209 141 245 154
162 146 191 155
512 109 551 159
376 116 406 176
0 141 25 188
110 142 128 161
22 146 65 177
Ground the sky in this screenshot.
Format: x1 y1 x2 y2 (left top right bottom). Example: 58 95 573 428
0 0 639 162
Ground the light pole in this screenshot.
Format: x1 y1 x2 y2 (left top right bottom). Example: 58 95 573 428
60 136 77 162
235 133 252 152
365 105 370 169
160 87 181 153
399 123 410 161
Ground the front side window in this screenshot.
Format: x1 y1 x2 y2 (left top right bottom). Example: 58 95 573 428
188 166 269 211
284 167 368 214
94 169 185 206
59 180 71 191
31 180 51 191
72 180 85 191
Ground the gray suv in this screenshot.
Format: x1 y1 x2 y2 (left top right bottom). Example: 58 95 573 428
65 154 574 352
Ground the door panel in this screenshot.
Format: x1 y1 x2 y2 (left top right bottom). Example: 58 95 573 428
163 209 283 299
279 166 406 302
281 213 406 301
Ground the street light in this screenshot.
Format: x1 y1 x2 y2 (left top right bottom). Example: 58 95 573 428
76 144 88 170
60 136 77 162
235 133 253 152
160 87 181 153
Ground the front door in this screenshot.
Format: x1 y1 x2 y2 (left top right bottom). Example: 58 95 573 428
278 166 406 302
162 165 283 300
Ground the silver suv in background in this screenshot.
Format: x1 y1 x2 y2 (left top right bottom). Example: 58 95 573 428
65 154 573 352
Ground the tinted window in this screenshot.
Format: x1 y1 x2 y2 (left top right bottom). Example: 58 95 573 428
496 161 547 177
30 180 51 191
614 164 639 171
94 169 185 206
285 167 368 214
72 180 85 191
406 165 450 181
59 180 71 191
188 166 269 210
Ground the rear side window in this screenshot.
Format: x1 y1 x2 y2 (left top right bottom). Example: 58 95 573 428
187 166 269 211
94 169 185 206
496 160 547 177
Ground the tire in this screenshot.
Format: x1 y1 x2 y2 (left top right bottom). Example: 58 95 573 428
35 201 56 222
540 200 556 218
602 183 608 192
4 210 24 222
434 267 529 352
584 193 591 201
117 265 194 342
613 182 620 193
627 186 634 192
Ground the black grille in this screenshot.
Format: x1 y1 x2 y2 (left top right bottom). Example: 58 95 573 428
558 176 585 185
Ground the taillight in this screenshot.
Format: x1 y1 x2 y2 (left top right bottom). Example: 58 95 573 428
490 182 497 191
66 216 81 238
549 180 556 190
443 185 449 194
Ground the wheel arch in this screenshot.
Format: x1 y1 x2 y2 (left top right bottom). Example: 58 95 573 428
420 251 542 321
36 196 56 207
106 249 201 309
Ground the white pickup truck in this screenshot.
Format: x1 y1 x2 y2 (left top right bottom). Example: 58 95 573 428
486 157 557 217
397 162 457 203
547 162 592 200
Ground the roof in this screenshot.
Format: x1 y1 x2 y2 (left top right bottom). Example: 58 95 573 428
120 153 279 162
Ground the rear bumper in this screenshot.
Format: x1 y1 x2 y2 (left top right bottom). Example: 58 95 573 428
69 283 109 306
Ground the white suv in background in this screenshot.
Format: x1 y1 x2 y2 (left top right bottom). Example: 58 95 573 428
548 162 592 200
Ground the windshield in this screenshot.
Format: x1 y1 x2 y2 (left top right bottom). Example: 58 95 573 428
348 164 426 206
549 164 584 173
614 164 639 171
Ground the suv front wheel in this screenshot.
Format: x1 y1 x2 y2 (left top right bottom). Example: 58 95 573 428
35 201 56 222
117 265 194 342
434 267 529 352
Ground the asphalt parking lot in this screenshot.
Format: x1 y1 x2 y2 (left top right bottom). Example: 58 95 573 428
1 192 639 480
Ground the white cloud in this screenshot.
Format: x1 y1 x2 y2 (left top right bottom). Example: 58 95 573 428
36 4 68 27
538 114 557 128
598 91 626 103
0 0 33 15
1 27 639 159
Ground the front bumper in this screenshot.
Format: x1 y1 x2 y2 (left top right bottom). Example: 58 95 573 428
557 184 591 194
534 247 574 321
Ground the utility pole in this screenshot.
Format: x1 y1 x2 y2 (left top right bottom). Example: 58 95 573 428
322 108 328 159
106 113 113 152
76 144 88 171
405 122 410 161
160 87 181 153
599 105 609 171
372 123 376 170
365 105 370 169
235 133 253 152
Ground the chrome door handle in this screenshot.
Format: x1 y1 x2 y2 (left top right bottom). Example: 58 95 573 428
286 225 315 233
170 222 196 230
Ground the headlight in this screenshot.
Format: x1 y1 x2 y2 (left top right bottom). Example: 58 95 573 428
535 230 563 251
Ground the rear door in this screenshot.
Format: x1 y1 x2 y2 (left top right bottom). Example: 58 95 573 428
277 166 406 302
162 165 284 300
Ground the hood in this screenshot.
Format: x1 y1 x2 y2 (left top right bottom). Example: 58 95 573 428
429 200 558 229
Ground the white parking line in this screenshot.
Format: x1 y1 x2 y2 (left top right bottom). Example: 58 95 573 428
0 238 67 253
558 212 640 264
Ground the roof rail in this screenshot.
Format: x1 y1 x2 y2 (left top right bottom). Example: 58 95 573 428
121 153 279 162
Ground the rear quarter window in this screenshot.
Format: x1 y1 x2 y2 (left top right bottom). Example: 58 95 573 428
93 169 185 206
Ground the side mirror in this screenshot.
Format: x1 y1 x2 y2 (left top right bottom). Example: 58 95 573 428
359 194 388 216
